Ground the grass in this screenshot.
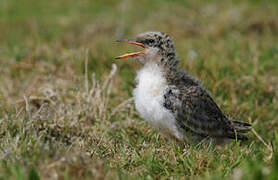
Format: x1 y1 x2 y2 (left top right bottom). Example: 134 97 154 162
0 0 278 179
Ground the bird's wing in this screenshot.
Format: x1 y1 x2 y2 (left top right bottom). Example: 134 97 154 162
163 85 244 139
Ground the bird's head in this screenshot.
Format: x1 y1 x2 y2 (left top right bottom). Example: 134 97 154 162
115 31 178 69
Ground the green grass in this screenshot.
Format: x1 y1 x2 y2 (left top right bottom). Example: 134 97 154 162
0 0 278 179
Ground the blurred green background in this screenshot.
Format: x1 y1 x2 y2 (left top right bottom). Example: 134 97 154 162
0 0 278 179
1 0 278 94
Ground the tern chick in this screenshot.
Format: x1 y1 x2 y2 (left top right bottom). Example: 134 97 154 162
116 31 251 144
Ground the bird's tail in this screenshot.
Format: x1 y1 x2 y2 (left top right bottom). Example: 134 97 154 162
228 120 252 141
232 120 252 133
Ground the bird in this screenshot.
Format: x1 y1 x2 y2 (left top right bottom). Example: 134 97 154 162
115 31 251 144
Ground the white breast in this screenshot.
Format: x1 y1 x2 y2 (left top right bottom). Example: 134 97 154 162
133 64 184 140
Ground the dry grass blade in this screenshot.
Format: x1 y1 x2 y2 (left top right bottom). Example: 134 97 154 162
85 48 89 94
23 95 32 120
251 128 273 160
111 97 134 117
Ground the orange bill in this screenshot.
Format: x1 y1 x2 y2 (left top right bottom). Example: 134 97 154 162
115 39 146 59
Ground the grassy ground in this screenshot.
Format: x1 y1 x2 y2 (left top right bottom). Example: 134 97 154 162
1 0 278 179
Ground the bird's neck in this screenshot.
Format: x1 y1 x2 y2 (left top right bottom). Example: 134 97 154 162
161 50 179 72
141 62 177 85
141 50 179 80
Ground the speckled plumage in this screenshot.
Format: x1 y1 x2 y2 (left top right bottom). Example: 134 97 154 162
117 31 251 144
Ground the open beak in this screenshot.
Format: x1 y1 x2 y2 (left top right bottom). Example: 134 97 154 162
115 39 146 59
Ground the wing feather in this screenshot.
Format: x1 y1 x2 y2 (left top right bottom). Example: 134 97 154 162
163 85 249 140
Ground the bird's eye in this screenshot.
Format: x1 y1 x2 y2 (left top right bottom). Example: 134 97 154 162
146 39 155 45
